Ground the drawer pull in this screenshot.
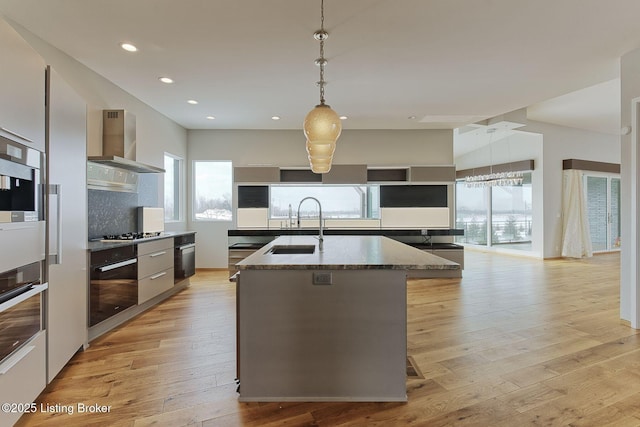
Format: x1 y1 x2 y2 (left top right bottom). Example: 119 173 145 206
149 251 167 258
97 258 137 272
0 345 35 375
150 272 167 280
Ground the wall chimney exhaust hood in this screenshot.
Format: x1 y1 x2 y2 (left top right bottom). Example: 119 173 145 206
88 110 165 174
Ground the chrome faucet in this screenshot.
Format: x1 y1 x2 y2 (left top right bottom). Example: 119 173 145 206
297 196 323 251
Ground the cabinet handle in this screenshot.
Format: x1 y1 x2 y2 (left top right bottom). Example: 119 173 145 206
149 251 167 258
0 283 48 313
0 126 33 143
49 184 62 265
97 258 137 272
150 272 167 280
0 345 35 375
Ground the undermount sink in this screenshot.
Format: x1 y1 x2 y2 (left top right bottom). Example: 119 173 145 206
268 245 316 255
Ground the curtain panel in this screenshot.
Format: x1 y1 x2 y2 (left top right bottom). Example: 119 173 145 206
561 169 592 258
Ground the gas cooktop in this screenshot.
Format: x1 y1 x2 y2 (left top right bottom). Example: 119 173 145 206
99 232 163 242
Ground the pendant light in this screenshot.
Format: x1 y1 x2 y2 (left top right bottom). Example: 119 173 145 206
304 0 341 174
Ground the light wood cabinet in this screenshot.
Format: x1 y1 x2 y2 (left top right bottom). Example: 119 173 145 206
0 18 45 152
138 239 174 304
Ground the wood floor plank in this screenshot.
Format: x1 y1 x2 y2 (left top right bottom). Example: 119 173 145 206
14 250 640 427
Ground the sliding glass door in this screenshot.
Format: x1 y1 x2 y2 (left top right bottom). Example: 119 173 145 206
455 172 533 251
584 174 620 252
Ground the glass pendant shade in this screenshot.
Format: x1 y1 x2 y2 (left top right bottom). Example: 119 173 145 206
304 104 342 144
306 140 335 158
311 163 331 173
304 104 341 173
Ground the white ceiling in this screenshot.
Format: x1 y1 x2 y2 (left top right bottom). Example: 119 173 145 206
0 0 636 135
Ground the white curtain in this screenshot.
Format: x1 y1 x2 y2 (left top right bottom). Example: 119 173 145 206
561 169 593 258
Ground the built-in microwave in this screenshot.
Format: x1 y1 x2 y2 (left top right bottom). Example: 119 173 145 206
0 134 43 223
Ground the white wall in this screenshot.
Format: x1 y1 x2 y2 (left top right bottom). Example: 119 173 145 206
188 129 454 268
9 21 189 232
456 109 620 259
620 48 640 323
537 121 619 258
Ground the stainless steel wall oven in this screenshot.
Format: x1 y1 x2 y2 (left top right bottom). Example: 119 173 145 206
174 234 195 283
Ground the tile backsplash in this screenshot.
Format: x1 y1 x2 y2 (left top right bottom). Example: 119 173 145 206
88 173 159 239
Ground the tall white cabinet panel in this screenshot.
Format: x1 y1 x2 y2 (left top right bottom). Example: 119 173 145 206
46 67 88 382
0 18 45 151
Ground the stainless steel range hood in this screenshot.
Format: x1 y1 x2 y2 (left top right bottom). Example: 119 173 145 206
88 110 165 174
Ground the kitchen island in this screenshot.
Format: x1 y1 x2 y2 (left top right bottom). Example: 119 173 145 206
235 235 459 402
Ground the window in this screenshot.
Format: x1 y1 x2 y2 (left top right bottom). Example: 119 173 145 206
456 172 533 251
164 153 183 222
491 176 532 246
193 161 233 221
455 182 488 245
270 184 380 219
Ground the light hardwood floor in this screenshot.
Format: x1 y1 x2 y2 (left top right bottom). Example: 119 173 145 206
15 250 640 426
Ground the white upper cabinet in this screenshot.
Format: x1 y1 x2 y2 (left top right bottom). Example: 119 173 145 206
0 18 45 152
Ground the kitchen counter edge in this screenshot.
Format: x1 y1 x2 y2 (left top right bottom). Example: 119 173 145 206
228 228 463 237
236 235 460 271
88 231 196 252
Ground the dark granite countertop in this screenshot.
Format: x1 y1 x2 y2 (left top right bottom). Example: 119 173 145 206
228 228 463 237
88 231 196 252
229 241 462 251
236 236 460 271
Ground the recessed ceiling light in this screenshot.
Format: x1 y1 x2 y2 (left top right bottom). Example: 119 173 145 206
206 116 216 120
187 99 198 105
271 116 281 120
340 116 348 120
408 116 417 120
120 43 138 52
159 77 174 84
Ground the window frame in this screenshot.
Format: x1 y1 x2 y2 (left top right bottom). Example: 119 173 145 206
163 152 184 223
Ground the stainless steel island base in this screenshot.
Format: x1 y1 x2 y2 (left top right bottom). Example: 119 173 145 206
237 268 407 402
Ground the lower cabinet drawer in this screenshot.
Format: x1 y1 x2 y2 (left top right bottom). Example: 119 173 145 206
0 331 46 427
138 268 175 304
138 250 174 279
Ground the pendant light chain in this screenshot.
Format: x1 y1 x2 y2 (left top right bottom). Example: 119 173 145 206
303 0 342 174
318 0 326 105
